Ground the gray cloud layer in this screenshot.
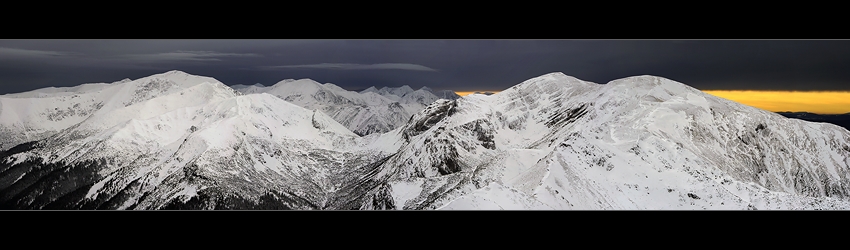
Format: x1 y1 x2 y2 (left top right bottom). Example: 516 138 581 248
260 63 437 71
0 47 81 59
123 51 261 62
2 40 850 95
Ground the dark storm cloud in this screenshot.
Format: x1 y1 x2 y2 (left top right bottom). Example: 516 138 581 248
1 40 850 95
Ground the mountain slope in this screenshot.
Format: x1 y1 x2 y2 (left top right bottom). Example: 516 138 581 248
233 79 440 136
0 70 234 150
0 90 378 209
346 73 850 210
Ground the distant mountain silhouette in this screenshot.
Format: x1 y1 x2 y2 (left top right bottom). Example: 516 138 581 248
776 112 850 131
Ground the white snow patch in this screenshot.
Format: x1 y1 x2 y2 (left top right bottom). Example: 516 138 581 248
438 182 552 210
390 179 425 209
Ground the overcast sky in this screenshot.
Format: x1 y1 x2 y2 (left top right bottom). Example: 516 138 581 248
1 39 849 95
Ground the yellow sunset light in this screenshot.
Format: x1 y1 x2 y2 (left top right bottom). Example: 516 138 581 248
455 91 502 96
702 90 850 114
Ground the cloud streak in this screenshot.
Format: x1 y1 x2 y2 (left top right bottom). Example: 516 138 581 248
261 63 438 71
123 50 260 62
0 47 80 58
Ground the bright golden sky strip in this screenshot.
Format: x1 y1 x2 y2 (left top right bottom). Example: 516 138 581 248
454 90 850 114
455 91 502 96
702 90 850 114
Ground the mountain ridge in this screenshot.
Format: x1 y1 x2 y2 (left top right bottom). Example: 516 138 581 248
233 78 449 136
2 71 849 210
353 72 850 209
0 70 234 151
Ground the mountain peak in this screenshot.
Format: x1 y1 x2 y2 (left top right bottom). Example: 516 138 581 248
540 72 568 78
112 78 133 84
431 89 461 100
270 78 325 93
522 72 589 85
607 75 675 86
501 72 593 96
271 79 322 90
361 86 379 93
152 70 193 78
374 85 416 98
275 79 297 84
137 70 223 88
606 75 702 97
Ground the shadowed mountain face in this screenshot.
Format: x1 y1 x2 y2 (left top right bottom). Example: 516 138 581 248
2 71 850 210
777 112 850 132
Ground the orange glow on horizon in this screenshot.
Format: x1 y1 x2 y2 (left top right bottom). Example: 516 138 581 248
453 90 849 114
455 91 502 96
702 90 850 115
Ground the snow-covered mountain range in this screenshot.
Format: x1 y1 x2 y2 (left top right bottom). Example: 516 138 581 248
0 71 238 151
231 81 457 136
363 73 850 209
359 85 460 102
1 70 849 210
